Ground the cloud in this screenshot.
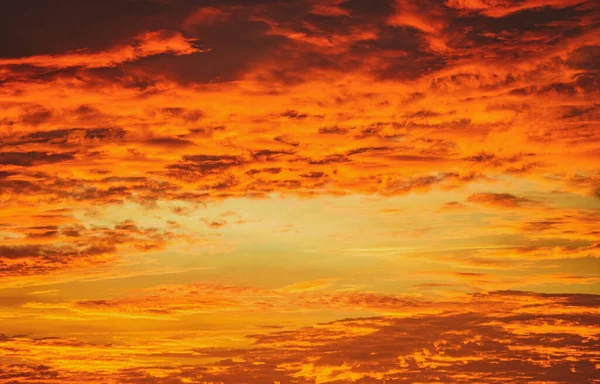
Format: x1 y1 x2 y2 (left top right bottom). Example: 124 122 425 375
309 1 351 17
0 219 179 281
2 291 598 383
446 0 588 18
0 2 599 382
0 31 203 70
467 192 540 208
0 151 75 167
183 6 234 30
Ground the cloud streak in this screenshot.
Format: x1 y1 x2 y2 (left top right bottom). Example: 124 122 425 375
0 31 202 69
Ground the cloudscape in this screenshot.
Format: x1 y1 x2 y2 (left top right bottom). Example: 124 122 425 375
0 1 599 383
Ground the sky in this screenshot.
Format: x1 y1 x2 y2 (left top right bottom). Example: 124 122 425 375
0 0 599 383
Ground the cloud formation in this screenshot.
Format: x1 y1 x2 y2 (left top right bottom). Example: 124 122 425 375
1 291 598 383
0 1 598 382
0 31 202 70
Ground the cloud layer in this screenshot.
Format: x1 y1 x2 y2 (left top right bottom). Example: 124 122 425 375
0 0 599 382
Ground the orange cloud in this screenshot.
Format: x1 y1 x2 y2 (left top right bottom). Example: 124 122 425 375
309 0 351 17
467 192 541 208
2 291 598 383
0 31 202 69
445 0 587 17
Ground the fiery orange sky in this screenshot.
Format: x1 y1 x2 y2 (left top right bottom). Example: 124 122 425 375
1 1 599 383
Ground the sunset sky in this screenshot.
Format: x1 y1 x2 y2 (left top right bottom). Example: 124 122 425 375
0 0 599 383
